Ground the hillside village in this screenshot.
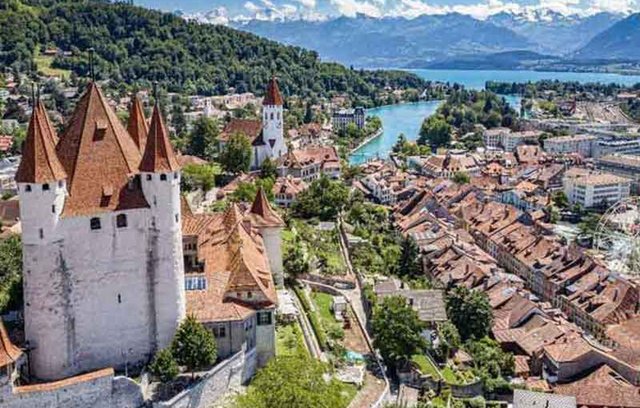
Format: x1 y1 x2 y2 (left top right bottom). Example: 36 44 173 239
0 6 640 408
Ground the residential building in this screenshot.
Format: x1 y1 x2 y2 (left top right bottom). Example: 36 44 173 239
422 152 481 179
219 77 287 169
332 107 366 131
272 176 307 208
543 135 597 157
277 146 341 182
374 278 447 327
594 138 640 158
563 170 631 208
500 180 550 213
483 127 511 149
596 154 640 194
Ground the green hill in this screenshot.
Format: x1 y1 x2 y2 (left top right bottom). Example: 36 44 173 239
0 0 424 103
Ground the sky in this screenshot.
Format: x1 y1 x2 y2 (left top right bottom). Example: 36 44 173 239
135 0 637 22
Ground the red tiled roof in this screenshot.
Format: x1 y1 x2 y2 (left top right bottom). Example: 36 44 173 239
0 134 13 152
139 104 180 173
554 365 640 408
15 101 67 183
127 95 148 153
263 77 283 106
219 119 264 146
15 368 114 394
0 319 21 368
248 187 284 228
56 82 148 217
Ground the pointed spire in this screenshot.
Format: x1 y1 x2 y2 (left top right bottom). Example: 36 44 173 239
139 103 180 173
15 100 67 183
127 95 148 152
263 76 283 106
249 187 284 228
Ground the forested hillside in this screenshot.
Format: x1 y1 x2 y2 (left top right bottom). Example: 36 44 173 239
0 0 425 101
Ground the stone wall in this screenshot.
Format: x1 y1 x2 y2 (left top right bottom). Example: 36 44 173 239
1 368 144 408
154 347 257 408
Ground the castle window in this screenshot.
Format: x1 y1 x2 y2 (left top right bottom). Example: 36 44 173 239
160 174 167 181
174 172 179 180
175 214 179 223
147 174 152 181
90 217 101 230
39 229 43 239
270 113 274 120
117 294 122 304
247 291 253 299
51 205 55 214
42 183 50 191
257 311 272 326
25 185 31 192
116 214 127 228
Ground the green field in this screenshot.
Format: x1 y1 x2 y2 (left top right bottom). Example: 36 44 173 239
34 54 71 79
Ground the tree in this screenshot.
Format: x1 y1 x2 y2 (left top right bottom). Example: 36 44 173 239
181 163 216 192
188 116 219 160
418 115 451 149
235 354 348 408
303 102 314 124
231 178 275 203
466 337 514 381
372 296 426 368
446 287 493 341
436 321 460 360
219 133 252 175
453 172 470 185
0 235 23 312
284 244 310 279
292 176 349 221
149 348 179 383
260 157 278 180
171 316 217 378
552 191 569 208
396 235 421 278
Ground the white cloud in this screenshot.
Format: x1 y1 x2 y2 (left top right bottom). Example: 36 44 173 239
330 0 384 17
588 0 636 13
296 0 318 7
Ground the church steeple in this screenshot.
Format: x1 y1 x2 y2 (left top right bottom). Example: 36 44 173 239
263 76 283 107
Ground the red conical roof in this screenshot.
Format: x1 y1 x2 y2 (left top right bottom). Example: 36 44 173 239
56 82 148 216
248 187 284 228
15 100 67 183
263 76 283 106
127 95 148 153
139 104 180 173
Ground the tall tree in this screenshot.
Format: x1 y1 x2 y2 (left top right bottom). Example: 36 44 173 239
292 176 349 221
171 316 217 378
396 235 421 278
446 287 493 341
235 353 348 408
418 115 451 149
219 133 252 175
372 295 426 368
0 235 22 312
188 116 219 160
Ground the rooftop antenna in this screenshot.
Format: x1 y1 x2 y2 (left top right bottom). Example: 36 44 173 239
88 47 95 81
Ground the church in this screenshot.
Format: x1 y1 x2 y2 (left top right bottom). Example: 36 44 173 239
15 80 282 383
219 77 288 169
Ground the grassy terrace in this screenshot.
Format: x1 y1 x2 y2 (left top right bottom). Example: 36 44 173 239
285 220 346 276
441 365 477 385
276 321 307 357
411 354 441 379
34 54 71 79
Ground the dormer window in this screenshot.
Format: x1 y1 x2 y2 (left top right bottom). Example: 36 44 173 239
90 217 101 230
94 120 107 141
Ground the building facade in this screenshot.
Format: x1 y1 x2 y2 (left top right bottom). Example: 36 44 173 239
16 85 185 381
332 107 366 132
543 135 597 157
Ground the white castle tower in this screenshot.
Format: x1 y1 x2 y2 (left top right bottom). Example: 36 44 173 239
262 77 287 159
16 84 185 381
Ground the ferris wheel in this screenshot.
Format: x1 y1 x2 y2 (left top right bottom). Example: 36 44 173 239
594 197 640 277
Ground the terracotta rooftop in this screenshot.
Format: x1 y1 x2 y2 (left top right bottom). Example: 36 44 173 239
0 319 22 368
139 104 180 173
56 82 148 217
15 368 114 394
248 187 285 228
263 76 283 106
219 119 264 146
15 100 67 184
126 95 148 153
554 365 640 408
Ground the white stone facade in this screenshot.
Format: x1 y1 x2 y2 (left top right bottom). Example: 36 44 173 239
262 103 287 160
19 172 185 381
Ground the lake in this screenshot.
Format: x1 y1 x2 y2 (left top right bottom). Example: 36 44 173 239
348 69 640 165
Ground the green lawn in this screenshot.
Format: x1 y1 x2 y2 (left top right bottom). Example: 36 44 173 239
34 54 71 79
411 354 441 379
334 381 358 408
276 321 307 357
442 365 476 385
311 291 344 341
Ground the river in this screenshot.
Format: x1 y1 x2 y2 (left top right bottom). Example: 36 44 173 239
348 69 640 165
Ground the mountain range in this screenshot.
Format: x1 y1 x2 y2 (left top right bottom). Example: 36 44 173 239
217 10 640 69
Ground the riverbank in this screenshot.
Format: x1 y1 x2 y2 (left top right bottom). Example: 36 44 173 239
350 128 384 155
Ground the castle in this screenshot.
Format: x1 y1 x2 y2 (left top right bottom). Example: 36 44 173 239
14 79 282 383
219 77 287 169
